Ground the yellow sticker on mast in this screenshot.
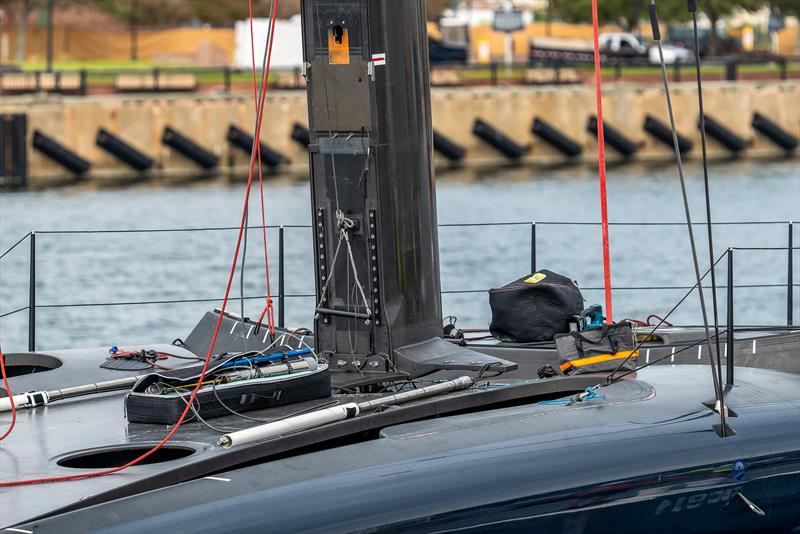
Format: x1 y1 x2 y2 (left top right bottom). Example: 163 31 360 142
524 272 547 284
328 25 349 65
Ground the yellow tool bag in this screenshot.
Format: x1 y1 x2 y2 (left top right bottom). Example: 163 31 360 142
554 322 638 375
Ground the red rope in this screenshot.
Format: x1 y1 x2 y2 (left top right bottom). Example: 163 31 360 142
0 0 280 487
249 0 277 335
0 347 17 442
591 0 613 323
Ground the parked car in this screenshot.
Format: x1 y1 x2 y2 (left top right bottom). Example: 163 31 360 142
429 38 468 64
668 26 742 57
530 32 691 65
648 44 693 64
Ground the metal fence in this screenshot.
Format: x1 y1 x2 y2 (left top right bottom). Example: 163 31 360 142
0 220 796 352
2 56 797 96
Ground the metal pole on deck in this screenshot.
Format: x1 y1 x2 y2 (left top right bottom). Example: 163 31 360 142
725 248 734 386
789 221 794 326
28 232 36 352
530 221 536 273
278 226 285 328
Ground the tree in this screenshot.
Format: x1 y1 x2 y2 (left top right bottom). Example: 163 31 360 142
698 0 762 55
766 0 798 16
550 0 690 33
427 0 454 21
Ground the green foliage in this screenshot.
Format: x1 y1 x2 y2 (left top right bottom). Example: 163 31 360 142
550 0 766 32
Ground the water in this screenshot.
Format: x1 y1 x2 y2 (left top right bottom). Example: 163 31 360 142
1 160 798 351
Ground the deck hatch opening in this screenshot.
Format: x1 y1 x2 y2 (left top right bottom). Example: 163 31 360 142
56 445 195 469
2 353 63 377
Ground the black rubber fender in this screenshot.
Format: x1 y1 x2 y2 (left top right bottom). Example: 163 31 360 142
161 126 219 169
95 128 154 171
472 118 527 159
433 130 467 161
32 130 90 174
586 116 638 157
226 124 288 167
699 114 748 153
751 112 797 151
291 122 310 147
643 115 693 153
531 117 582 157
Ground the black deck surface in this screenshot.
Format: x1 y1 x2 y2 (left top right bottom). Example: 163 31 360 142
1 330 798 529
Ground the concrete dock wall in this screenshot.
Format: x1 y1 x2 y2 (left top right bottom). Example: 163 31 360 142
3 81 797 186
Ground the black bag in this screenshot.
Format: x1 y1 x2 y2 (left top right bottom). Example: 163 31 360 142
555 322 637 375
489 270 584 342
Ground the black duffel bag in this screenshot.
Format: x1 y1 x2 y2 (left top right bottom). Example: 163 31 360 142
489 270 584 342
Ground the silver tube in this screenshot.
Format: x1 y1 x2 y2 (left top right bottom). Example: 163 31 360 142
0 376 139 412
217 376 475 449
357 376 474 412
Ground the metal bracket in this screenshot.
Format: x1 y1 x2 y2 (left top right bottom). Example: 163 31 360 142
368 209 381 326
367 61 375 81
315 208 329 324
302 61 311 81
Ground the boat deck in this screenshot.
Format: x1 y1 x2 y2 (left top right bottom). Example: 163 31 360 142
1 329 798 529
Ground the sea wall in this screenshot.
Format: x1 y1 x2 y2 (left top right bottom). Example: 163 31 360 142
3 81 798 187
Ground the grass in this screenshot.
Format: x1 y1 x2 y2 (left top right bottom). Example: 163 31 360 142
17 58 797 88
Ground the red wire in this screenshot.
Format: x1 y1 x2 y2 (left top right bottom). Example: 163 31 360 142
249 0 276 335
0 0 280 487
0 347 17 442
591 0 614 323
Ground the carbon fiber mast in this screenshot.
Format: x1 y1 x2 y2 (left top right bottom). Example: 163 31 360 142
300 0 514 378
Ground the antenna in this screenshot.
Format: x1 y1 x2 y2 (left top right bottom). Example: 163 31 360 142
648 0 732 437
688 0 724 393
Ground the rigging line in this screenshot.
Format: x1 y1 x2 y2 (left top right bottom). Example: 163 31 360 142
0 347 17 441
252 0 277 335
0 232 31 261
610 330 727 384
0 0 282 488
690 0 723 403
605 248 728 383
649 0 726 436
590 0 613 323
241 0 278 345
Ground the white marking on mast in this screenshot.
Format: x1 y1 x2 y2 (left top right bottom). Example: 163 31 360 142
752 339 757 354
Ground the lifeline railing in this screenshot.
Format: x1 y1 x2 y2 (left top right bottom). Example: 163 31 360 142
0 220 796 352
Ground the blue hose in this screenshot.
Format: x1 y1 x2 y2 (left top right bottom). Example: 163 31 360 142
219 348 312 370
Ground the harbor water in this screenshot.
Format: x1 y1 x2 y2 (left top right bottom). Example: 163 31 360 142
1 159 798 351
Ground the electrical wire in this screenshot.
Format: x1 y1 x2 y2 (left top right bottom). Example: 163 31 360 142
0 0 281 488
0 347 17 441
